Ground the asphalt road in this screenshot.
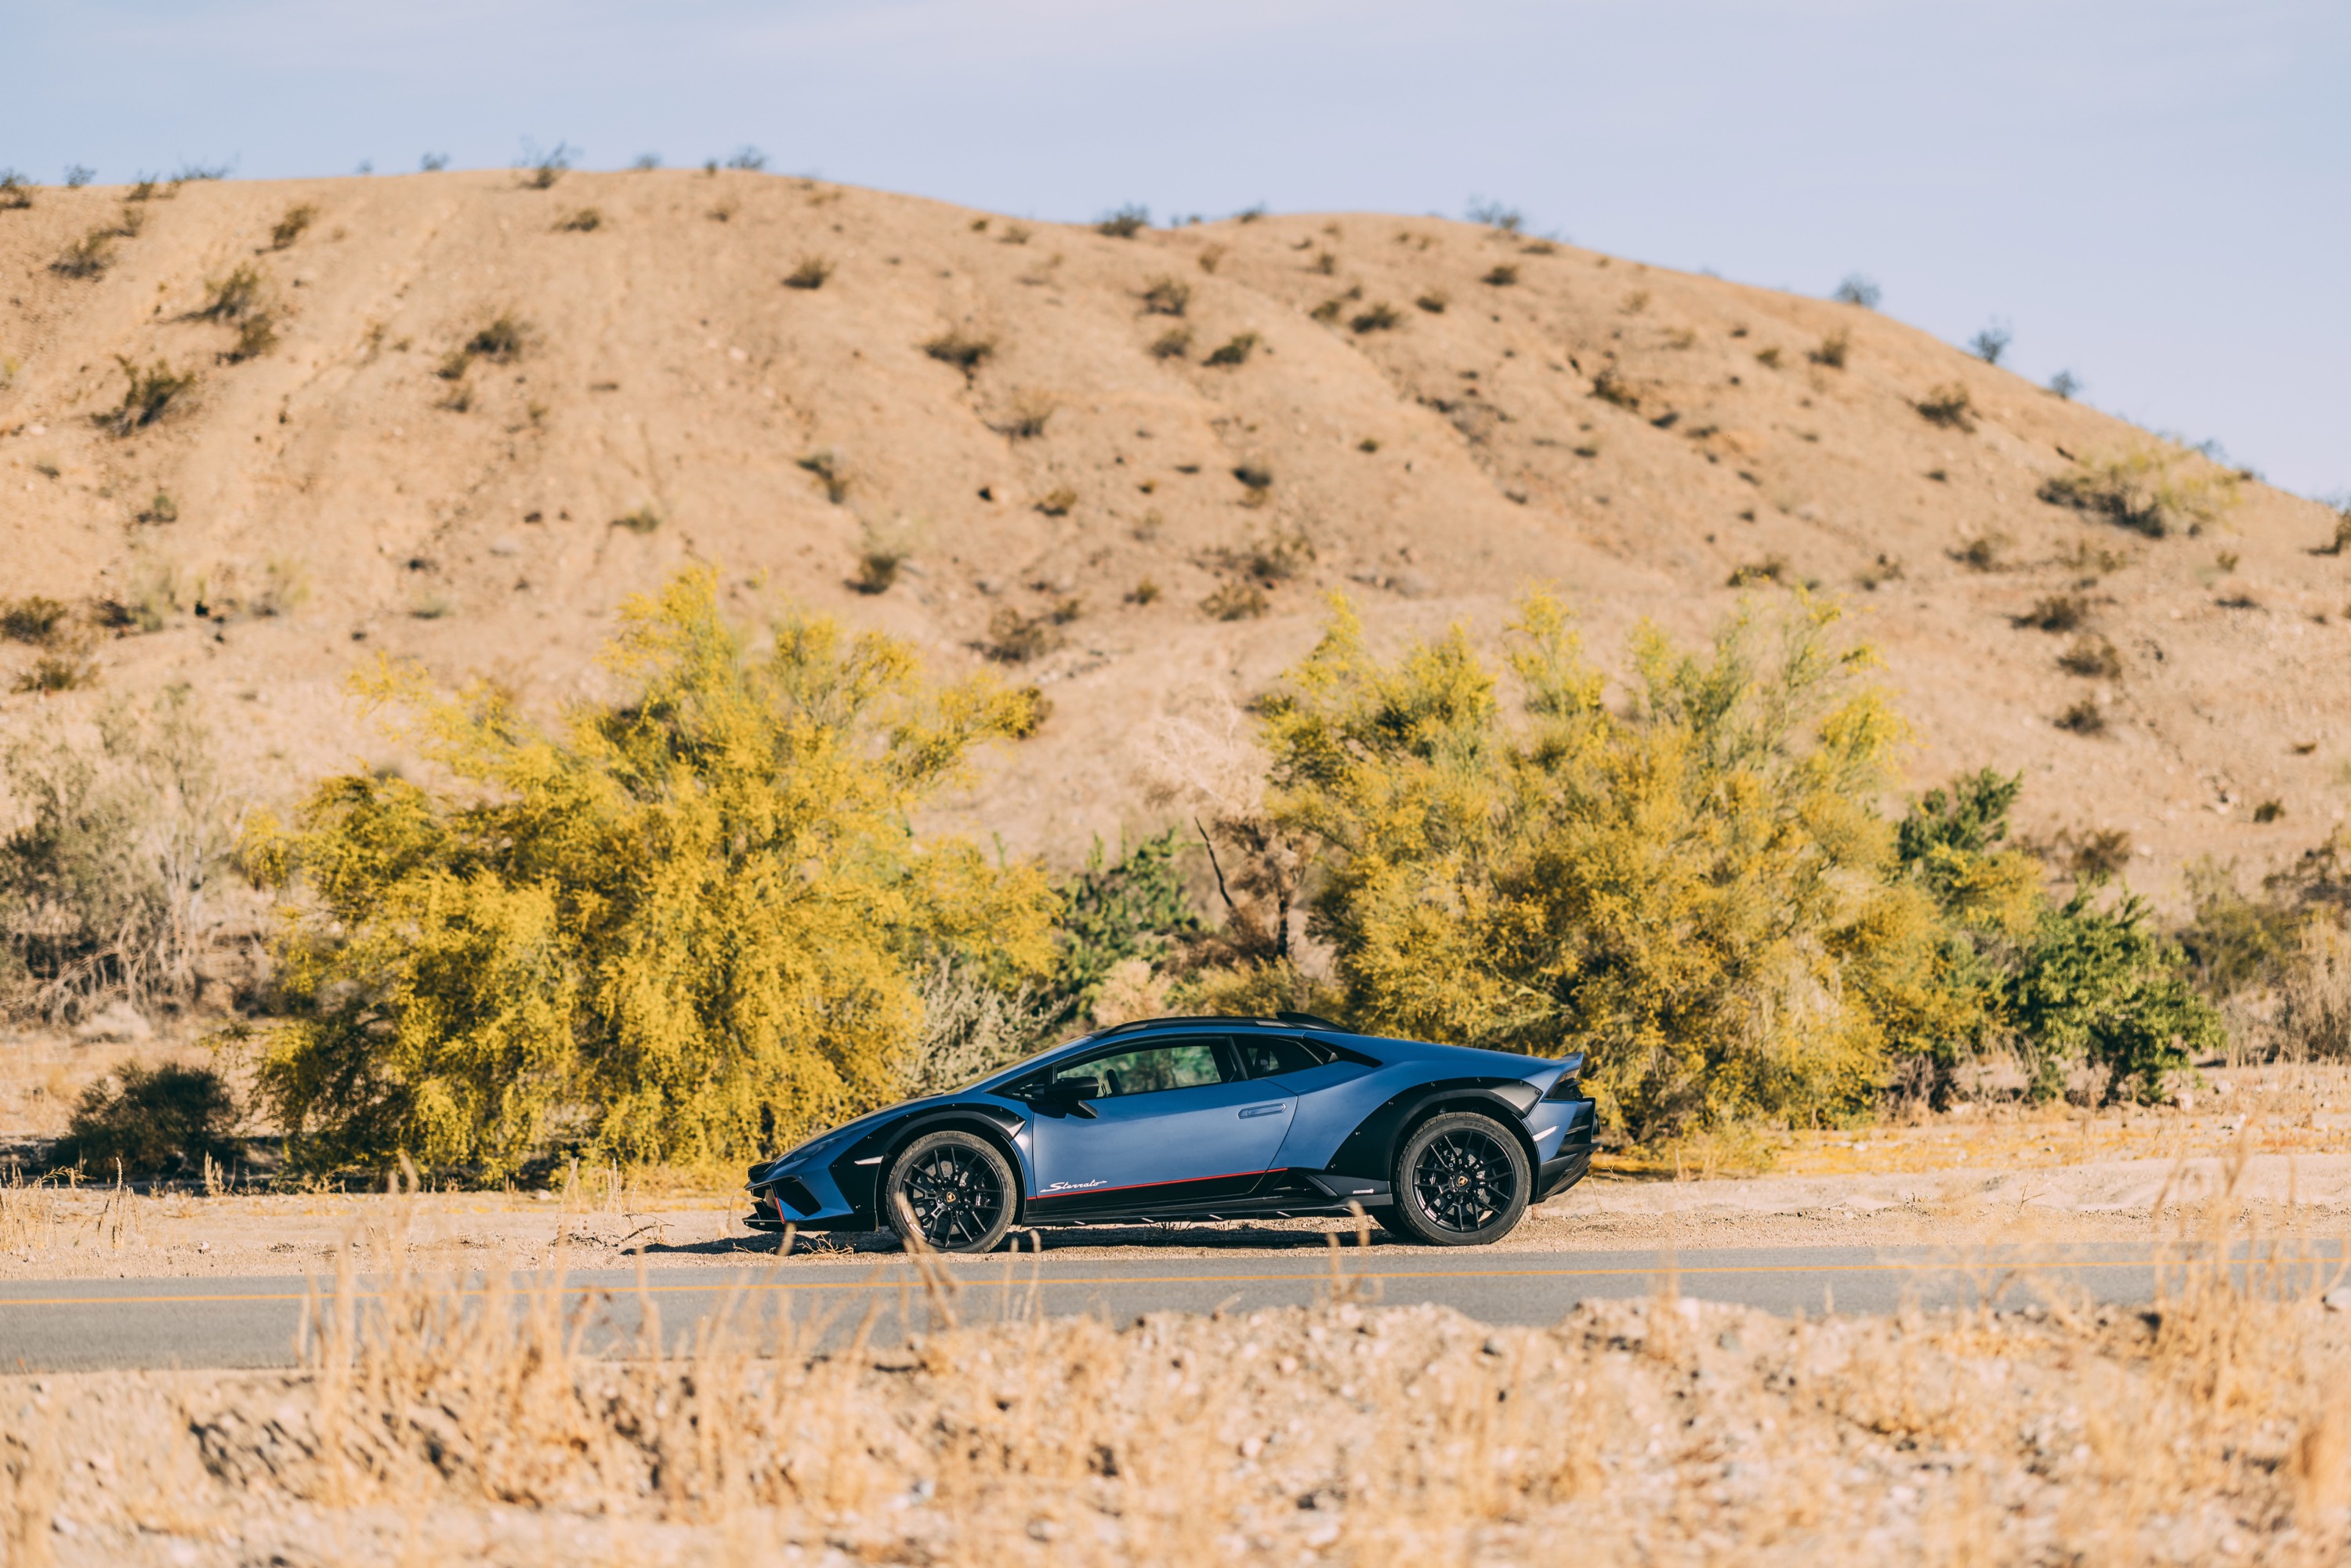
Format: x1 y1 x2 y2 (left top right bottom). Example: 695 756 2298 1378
4 1240 2336 1373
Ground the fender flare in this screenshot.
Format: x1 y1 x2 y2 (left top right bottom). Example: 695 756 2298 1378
835 1105 1031 1228
1324 1078 1542 1184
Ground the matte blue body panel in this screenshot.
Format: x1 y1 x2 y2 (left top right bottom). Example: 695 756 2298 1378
1031 1077 1295 1197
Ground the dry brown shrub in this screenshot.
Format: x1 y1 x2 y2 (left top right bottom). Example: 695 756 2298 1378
2280 923 2351 1059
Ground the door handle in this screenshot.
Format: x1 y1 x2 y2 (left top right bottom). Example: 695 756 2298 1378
1238 1104 1285 1119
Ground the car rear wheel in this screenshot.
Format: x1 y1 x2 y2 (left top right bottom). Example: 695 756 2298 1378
884 1131 1018 1254
1388 1111 1531 1246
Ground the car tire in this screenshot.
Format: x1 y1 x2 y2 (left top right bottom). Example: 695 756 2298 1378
1387 1111 1531 1247
883 1130 1019 1254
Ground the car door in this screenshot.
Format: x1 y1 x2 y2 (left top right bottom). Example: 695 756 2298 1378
1026 1035 1296 1206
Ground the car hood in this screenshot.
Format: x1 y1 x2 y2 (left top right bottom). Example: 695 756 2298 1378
760 1092 960 1175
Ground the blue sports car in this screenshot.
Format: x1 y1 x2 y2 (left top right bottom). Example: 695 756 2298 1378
744 1012 1596 1251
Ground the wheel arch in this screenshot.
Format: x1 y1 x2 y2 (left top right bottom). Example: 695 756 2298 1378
1325 1079 1541 1184
850 1107 1030 1227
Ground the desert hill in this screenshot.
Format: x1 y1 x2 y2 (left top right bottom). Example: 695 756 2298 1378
1 168 2346 897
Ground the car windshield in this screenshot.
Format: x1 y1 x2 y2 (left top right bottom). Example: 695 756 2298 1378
947 1030 1110 1095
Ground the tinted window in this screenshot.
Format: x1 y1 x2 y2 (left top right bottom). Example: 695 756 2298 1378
1054 1038 1229 1097
1231 1034 1331 1078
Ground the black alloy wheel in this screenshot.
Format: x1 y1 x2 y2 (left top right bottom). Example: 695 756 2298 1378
884 1130 1018 1254
1389 1111 1531 1247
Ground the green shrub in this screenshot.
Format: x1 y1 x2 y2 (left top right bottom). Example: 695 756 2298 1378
223 313 278 364
796 449 849 502
52 228 116 279
247 567 1056 1178
1140 277 1190 316
1 596 72 645
95 358 195 435
1096 205 1149 238
1201 582 1268 621
11 655 98 694
2009 893 2221 1103
2040 449 2241 538
1204 332 1259 367
1047 831 1201 1017
1916 383 1976 431
923 328 994 375
2059 636 2121 678
49 1062 242 1177
2016 594 2088 632
1833 274 1880 308
270 203 317 249
519 141 574 189
194 265 265 322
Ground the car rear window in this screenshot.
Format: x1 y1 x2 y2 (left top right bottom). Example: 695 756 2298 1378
1230 1034 1333 1078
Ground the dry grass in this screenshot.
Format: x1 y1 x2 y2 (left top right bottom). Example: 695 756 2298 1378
8 1160 2351 1566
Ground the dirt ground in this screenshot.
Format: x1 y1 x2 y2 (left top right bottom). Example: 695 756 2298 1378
9 1062 2349 1280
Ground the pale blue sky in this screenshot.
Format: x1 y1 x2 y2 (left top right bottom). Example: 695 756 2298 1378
6 0 2345 497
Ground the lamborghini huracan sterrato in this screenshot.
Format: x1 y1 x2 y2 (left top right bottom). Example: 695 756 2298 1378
744 1012 1596 1251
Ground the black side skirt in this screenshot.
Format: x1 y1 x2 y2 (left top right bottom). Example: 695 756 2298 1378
1027 1169 1394 1226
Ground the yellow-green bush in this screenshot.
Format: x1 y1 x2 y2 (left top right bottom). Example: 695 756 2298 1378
1255 593 2215 1139
1260 592 1965 1139
248 567 1055 1179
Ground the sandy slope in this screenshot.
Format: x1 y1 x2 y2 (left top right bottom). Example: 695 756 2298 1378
0 168 2346 883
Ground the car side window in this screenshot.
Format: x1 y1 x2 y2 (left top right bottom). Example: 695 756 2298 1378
1053 1038 1230 1097
1230 1034 1330 1078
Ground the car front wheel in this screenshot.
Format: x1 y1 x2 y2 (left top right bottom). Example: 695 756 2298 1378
1388 1111 1531 1246
884 1130 1019 1253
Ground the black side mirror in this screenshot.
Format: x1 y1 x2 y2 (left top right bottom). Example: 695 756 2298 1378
1029 1076 1101 1117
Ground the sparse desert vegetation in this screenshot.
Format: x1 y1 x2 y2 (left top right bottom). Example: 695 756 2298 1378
1917 382 1977 431
1204 331 1260 366
1096 204 1149 238
268 201 315 249
2041 448 2242 539
97 357 195 434
923 326 994 374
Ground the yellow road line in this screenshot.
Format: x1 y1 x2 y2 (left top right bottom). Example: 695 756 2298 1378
0 1254 2234 1309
